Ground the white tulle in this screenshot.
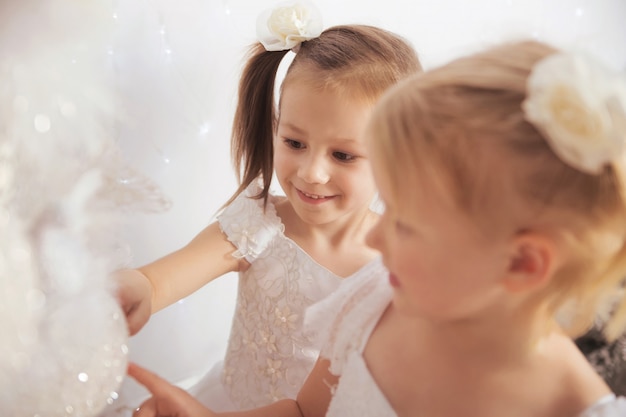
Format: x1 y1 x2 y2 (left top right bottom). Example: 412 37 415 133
0 1 169 416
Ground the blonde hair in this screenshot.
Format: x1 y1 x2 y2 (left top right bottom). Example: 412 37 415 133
368 40 626 340
226 25 422 208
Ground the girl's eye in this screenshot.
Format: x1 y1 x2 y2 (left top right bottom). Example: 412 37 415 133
285 139 305 149
333 151 356 162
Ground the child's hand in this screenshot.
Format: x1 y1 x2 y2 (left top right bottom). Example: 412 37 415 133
114 269 152 335
128 362 216 417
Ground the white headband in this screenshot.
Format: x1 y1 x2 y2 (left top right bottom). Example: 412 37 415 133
256 1 323 52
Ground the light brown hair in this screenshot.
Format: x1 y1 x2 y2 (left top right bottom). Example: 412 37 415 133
225 25 422 208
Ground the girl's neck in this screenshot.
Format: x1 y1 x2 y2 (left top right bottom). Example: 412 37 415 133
276 198 378 247
409 300 556 368
275 199 380 277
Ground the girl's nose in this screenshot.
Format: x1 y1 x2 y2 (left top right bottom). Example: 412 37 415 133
298 154 330 184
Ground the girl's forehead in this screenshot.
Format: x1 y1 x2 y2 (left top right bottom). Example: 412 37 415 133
282 68 379 105
281 80 366 105
278 85 374 142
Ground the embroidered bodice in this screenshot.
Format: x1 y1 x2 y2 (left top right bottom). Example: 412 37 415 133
217 182 385 409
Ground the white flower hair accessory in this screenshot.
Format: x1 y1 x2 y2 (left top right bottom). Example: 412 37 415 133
523 52 626 175
256 1 323 52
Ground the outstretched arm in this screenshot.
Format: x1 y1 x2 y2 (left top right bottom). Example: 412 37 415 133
115 221 246 335
128 363 302 417
128 362 216 417
128 357 337 417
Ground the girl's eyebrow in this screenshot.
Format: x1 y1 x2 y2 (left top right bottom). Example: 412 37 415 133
279 122 306 134
280 122 362 145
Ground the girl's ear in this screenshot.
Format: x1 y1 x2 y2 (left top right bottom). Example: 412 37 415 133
503 232 561 293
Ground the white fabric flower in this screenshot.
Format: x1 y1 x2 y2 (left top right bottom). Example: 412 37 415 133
523 52 626 174
256 1 323 52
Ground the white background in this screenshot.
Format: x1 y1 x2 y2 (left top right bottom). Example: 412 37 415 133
100 0 626 414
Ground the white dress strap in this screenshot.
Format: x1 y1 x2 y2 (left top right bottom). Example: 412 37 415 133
304 262 390 375
579 395 626 417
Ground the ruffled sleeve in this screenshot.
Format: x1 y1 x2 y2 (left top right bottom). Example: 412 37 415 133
217 181 284 263
304 259 390 376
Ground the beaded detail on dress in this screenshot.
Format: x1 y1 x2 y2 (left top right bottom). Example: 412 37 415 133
217 182 386 409
218 184 283 262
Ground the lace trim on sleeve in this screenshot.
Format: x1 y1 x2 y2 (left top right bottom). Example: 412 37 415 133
217 182 283 262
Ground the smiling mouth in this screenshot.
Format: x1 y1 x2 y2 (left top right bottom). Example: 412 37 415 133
301 191 329 199
296 188 334 203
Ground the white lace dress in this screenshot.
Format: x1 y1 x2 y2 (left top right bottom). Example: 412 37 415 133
188 182 386 411
305 268 626 417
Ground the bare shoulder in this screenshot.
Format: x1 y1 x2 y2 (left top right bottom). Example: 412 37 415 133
548 333 613 415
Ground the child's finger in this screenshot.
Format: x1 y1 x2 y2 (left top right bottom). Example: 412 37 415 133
127 362 168 394
132 400 157 417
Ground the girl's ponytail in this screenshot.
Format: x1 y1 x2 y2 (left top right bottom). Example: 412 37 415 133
226 44 288 208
